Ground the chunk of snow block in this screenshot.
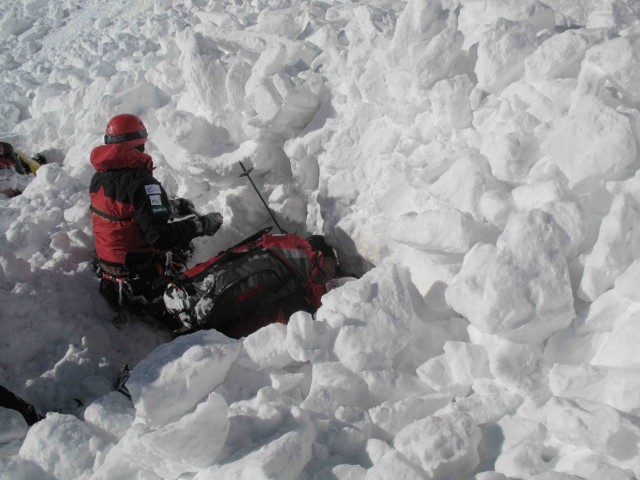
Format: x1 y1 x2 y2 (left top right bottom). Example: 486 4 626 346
286 311 335 363
390 208 483 254
412 27 465 92
253 43 287 78
445 243 497 322
251 79 283 123
543 327 608 366
525 30 600 83
0 407 28 443
225 387 299 442
554 452 637 480
127 330 241 426
0 456 52 480
540 97 636 193
270 370 308 394
458 0 554 49
480 189 515 229
416 341 490 396
481 211 574 343
365 438 392 466
501 81 564 123
327 406 372 458
447 210 574 343
578 194 640 301
538 0 598 26
394 412 482 479
83 391 135 440
243 45 321 137
586 3 640 30
361 369 435 405
313 463 366 480
489 341 550 404
511 180 569 217
443 379 523 425
19 413 106 480
192 409 315 480
545 289 631 364
544 397 640 464
591 305 640 368
550 364 640 416
322 263 419 372
511 182 586 259
494 415 549 478
226 60 253 117
271 81 321 137
614 259 640 302
238 323 293 371
253 6 307 39
428 154 504 223
475 19 538 95
574 288 631 333
429 74 474 131
175 30 228 119
368 393 451 441
387 243 462 308
112 393 229 479
367 449 427 479
388 0 447 67
301 362 371 416
481 131 541 185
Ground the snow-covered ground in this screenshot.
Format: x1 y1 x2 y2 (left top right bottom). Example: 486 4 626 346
2 0 640 478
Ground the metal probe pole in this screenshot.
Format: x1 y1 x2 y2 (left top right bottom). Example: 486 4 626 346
239 161 286 234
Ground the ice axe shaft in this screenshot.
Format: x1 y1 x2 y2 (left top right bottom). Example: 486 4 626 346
239 161 286 234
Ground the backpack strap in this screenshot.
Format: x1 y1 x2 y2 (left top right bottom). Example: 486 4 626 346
225 227 272 252
90 205 133 222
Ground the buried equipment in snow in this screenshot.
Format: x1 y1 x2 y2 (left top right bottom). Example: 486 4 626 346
163 232 326 334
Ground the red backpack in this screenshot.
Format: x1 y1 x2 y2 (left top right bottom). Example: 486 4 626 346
163 231 326 331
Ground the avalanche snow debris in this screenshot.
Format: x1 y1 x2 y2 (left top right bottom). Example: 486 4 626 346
4 0 640 479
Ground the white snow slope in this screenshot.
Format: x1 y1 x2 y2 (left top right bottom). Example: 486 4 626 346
2 0 640 479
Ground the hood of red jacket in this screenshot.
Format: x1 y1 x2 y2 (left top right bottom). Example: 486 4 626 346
90 144 153 173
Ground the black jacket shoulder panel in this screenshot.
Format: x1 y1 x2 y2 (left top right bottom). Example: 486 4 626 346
91 166 199 251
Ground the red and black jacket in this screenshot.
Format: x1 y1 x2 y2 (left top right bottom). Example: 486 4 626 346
89 144 198 266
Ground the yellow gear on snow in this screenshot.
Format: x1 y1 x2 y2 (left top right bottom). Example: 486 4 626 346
15 150 41 175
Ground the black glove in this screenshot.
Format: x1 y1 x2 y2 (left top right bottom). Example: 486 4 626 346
194 212 223 236
170 198 196 218
31 153 47 165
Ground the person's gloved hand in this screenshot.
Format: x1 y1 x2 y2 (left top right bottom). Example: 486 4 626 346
31 153 47 165
170 198 196 218
195 212 223 236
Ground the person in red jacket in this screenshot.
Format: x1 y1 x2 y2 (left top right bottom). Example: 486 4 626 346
0 141 47 198
90 113 223 324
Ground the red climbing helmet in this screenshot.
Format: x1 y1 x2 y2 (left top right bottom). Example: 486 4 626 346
104 114 148 147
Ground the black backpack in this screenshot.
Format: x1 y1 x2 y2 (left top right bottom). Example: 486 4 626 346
163 231 324 331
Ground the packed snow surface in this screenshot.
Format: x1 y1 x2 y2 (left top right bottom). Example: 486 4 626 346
2 0 640 479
